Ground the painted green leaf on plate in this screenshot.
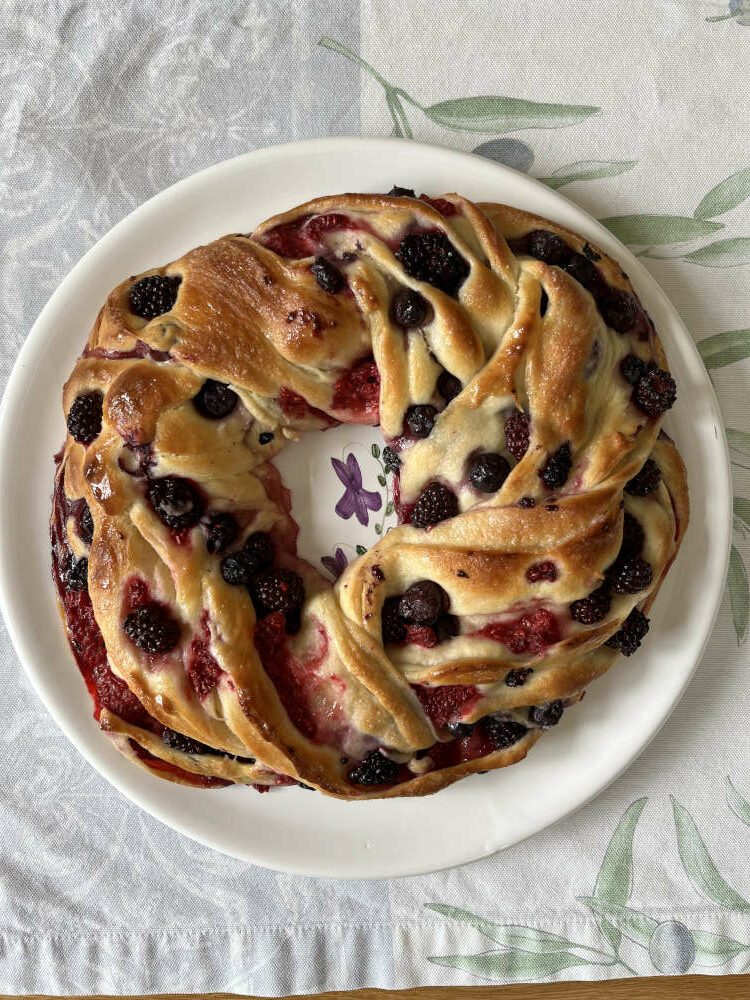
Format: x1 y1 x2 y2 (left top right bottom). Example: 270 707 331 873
591 797 647 951
729 546 749 645
371 443 380 458
428 948 593 981
385 500 395 516
355 544 367 556
698 329 750 369
683 237 750 267
727 428 750 471
672 797 750 908
694 168 750 220
425 905 580 953
578 896 657 946
599 215 723 246
726 777 750 827
421 96 599 134
539 160 637 190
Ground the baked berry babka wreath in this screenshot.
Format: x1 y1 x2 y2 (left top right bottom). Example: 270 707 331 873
51 188 688 798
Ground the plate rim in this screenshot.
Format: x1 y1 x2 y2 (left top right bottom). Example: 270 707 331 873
0 135 733 878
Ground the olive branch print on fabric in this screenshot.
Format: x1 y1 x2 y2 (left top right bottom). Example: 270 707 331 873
319 37 637 190
427 790 750 982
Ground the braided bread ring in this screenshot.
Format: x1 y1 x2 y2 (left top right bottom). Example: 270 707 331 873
52 191 688 799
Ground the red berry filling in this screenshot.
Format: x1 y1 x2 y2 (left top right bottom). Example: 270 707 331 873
414 684 480 729
331 359 381 424
476 608 561 654
419 195 458 217
187 612 224 700
260 213 360 259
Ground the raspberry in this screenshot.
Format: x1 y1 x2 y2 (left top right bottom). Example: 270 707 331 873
405 404 437 438
469 452 510 493
437 371 462 402
504 410 530 460
397 232 470 296
606 607 650 656
193 380 238 420
609 557 653 594
147 476 204 532
124 602 180 654
129 274 181 319
204 513 239 555
620 354 647 386
381 596 407 644
600 290 638 333
539 442 572 491
526 230 569 265
505 667 533 687
526 561 557 583
625 458 661 496
66 556 88 592
382 447 401 473
348 749 399 786
529 701 564 728
67 391 103 444
410 482 458 528
311 256 345 294
399 580 449 626
570 584 611 625
619 512 644 561
484 717 529 749
78 503 94 546
250 569 305 614
390 287 432 328
633 368 677 417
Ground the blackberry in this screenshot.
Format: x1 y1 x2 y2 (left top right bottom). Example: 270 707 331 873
504 410 530 460
66 556 88 592
564 252 598 289
381 595 407 644
484 717 529 750
390 287 431 328
123 602 180 654
539 442 572 491
435 614 459 643
633 368 677 417
348 749 399 786
405 404 437 438
518 496 536 508
620 354 647 386
527 230 569 265
437 370 462 402
529 701 564 728
162 728 215 755
258 431 274 445
129 274 181 319
446 720 475 737
625 458 661 496
505 667 533 687
311 256 345 294
205 513 239 555
620 512 644 561
609 557 653 594
388 186 416 198
243 531 274 573
193 380 238 420
67 391 103 444
600 289 638 333
250 568 305 614
147 476 204 532
399 580 449 626
570 584 612 625
606 608 650 656
525 561 557 583
410 482 458 528
78 503 94 546
382 446 401 473
397 232 470 296
469 452 510 493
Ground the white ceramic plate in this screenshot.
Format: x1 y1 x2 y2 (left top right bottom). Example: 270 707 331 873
0 138 731 878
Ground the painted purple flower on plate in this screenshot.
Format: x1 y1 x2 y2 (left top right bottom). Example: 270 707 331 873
331 453 382 526
321 546 349 580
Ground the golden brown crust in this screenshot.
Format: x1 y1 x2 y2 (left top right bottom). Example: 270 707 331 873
52 192 688 799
